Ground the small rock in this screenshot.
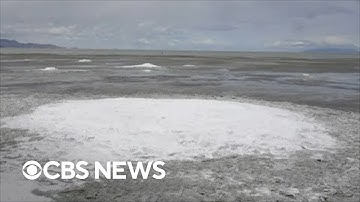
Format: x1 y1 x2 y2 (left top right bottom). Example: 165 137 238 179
280 191 295 198
85 193 98 199
319 196 328 201
279 188 299 199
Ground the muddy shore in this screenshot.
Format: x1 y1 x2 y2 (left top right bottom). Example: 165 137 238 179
1 50 359 201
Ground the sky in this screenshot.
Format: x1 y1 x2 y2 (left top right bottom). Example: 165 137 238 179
0 0 359 51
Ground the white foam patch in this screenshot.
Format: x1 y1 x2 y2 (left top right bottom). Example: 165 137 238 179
39 67 58 71
142 69 152 73
183 64 196 67
2 98 335 162
78 59 92 63
63 69 89 72
121 63 161 68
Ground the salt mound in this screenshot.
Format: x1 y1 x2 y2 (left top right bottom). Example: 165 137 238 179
122 63 161 68
2 98 335 162
78 59 92 63
39 67 58 71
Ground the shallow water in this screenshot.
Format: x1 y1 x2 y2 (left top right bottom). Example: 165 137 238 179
1 48 359 112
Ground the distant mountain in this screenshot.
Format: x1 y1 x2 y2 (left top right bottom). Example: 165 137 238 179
0 39 61 48
303 47 359 54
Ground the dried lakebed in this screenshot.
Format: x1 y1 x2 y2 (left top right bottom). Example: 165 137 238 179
1 95 359 202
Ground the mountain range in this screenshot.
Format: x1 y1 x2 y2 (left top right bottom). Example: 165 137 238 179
0 39 61 48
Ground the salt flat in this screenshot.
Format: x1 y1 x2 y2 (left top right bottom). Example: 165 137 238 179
2 98 335 163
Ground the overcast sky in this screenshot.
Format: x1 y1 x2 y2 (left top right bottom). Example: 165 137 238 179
1 0 359 51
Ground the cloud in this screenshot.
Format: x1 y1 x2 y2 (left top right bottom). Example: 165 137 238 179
137 38 150 45
268 40 312 48
285 3 353 19
193 38 216 45
1 23 78 38
0 1 358 50
195 24 238 31
322 36 352 46
48 25 76 35
266 35 359 51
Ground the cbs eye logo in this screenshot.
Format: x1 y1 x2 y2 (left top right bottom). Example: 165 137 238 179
22 161 42 180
